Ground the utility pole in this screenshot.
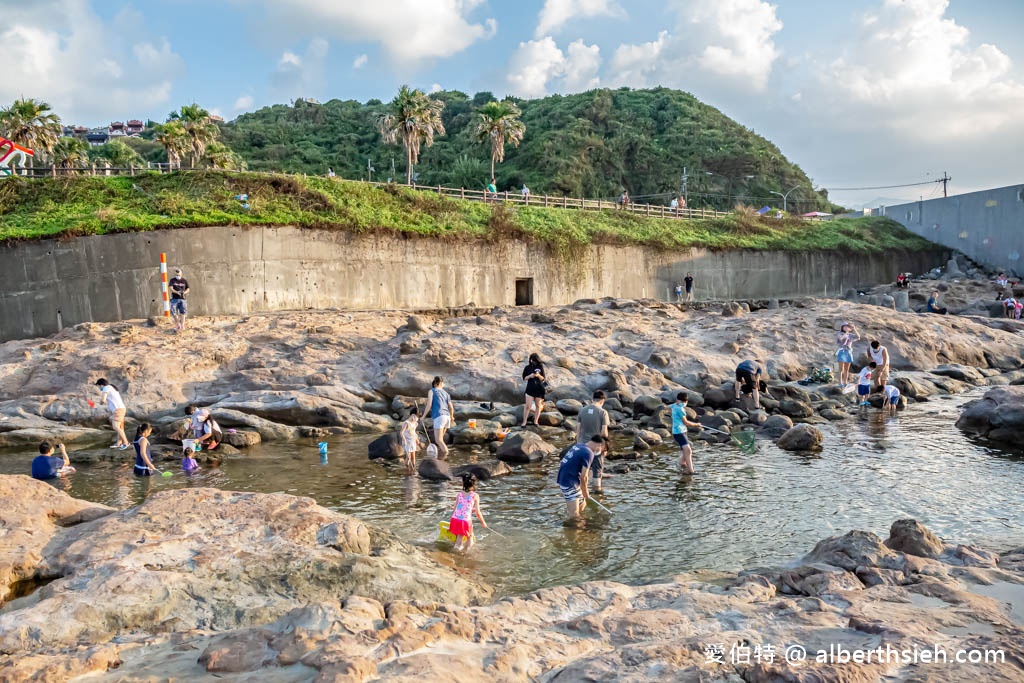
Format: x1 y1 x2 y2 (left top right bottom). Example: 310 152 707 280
680 167 689 207
941 171 951 198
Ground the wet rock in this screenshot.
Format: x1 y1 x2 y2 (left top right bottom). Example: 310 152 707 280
451 420 504 445
451 460 512 481
222 430 261 448
760 414 794 437
819 407 848 421
555 399 583 415
418 457 453 481
635 429 662 447
884 519 946 558
632 395 664 416
495 431 557 464
747 409 769 425
368 433 402 460
802 529 905 571
776 423 823 451
779 399 814 419
702 387 734 409
955 386 1024 446
780 563 863 596
932 363 984 383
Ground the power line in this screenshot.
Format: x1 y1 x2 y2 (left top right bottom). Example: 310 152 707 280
827 179 944 192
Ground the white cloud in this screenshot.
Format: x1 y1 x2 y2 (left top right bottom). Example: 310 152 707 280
506 37 602 98
821 0 1024 139
535 0 621 37
270 38 329 100
606 0 782 91
431 83 443 93
353 53 368 69
234 95 255 111
0 1 183 125
253 0 496 62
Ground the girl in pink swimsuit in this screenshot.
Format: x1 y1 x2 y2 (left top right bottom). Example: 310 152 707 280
449 473 488 552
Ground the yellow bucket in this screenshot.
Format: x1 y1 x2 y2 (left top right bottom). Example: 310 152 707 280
438 521 458 543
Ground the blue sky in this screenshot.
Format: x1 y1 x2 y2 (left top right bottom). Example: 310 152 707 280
5 0 1024 207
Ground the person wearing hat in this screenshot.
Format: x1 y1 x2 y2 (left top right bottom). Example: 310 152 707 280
835 322 859 386
168 267 190 331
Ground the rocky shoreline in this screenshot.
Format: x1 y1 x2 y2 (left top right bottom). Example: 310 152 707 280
1 286 1023 460
1 476 1022 681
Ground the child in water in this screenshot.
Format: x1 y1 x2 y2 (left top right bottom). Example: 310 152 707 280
857 362 876 406
181 440 199 473
399 409 420 474
449 472 488 553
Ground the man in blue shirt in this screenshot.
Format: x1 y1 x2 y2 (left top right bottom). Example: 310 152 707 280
556 435 607 520
31 441 71 480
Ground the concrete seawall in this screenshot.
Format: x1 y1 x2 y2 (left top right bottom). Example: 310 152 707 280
0 226 947 341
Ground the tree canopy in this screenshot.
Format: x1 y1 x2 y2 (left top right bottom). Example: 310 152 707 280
220 87 836 211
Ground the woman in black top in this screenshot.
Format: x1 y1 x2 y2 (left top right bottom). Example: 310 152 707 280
521 353 547 427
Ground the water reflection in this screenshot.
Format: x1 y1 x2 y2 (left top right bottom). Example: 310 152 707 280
1 389 1022 596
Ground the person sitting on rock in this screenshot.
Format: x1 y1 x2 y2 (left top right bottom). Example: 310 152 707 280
734 359 763 409
31 441 73 480
556 435 607 521
895 273 907 288
927 290 948 315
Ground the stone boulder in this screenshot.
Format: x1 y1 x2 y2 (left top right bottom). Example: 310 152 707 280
451 460 512 481
779 399 814 419
555 399 583 415
418 457 453 481
368 433 402 460
747 409 769 425
760 414 793 437
802 529 905 571
721 302 746 317
776 423 823 451
932 364 984 383
956 386 1024 446
632 395 665 417
451 420 505 445
702 387 734 410
892 290 911 312
0 483 491 656
884 519 946 558
635 429 663 447
495 431 557 464
222 430 261 448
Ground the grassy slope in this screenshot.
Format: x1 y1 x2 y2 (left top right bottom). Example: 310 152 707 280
0 172 934 253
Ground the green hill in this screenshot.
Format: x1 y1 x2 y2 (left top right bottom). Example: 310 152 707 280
219 88 837 213
0 172 928 255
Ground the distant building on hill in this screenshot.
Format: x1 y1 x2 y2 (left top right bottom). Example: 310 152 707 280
85 128 110 146
61 119 149 142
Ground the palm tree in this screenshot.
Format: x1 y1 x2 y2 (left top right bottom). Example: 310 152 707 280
377 86 446 185
170 104 219 168
0 98 62 163
154 120 189 170
473 101 526 180
203 142 246 170
52 137 90 171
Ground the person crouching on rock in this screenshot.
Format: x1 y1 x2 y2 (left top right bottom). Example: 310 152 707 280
872 384 901 415
521 353 547 427
426 376 454 459
185 405 210 441
449 473 488 553
193 412 222 451
734 359 763 409
556 435 607 522
399 408 420 475
31 441 74 480
133 423 157 476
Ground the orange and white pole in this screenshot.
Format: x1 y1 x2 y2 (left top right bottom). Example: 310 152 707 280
159 253 170 317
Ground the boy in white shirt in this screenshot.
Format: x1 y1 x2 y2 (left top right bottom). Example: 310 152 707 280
857 363 875 406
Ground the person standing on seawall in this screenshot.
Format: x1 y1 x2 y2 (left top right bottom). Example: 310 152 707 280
684 272 694 302
169 267 190 331
96 379 129 449
426 376 455 459
521 353 547 427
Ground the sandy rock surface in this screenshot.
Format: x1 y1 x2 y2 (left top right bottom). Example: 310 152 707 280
2 482 1021 682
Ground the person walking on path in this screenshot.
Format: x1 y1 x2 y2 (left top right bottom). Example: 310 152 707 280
733 360 763 409
672 392 703 475
556 435 607 521
169 268 190 331
868 341 890 388
684 273 694 302
576 390 610 493
96 379 129 449
521 353 547 427
426 376 454 459
31 441 72 480
835 322 859 385
132 423 157 476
